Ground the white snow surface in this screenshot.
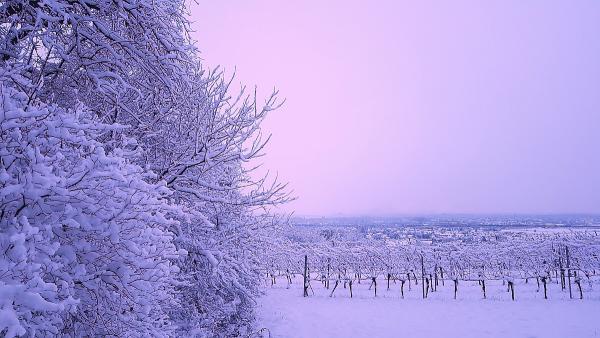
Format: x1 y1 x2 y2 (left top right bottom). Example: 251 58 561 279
257 276 600 338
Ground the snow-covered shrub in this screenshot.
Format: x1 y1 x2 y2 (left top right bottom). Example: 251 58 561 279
0 75 181 337
1 0 291 335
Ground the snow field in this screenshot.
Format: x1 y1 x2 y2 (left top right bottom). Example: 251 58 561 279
256 275 600 338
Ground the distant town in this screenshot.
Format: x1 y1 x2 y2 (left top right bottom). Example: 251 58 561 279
293 214 600 228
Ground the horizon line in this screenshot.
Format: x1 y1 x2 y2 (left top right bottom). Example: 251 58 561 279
291 212 600 218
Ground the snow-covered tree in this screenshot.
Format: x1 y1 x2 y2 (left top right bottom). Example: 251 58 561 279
2 0 290 336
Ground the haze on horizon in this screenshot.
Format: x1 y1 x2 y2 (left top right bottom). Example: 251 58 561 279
192 0 600 216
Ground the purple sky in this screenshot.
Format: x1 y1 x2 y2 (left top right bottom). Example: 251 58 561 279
192 1 600 216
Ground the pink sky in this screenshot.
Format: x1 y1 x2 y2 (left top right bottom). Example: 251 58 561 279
191 1 600 216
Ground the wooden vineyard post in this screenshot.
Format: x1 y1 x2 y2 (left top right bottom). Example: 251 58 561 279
481 279 486 299
575 278 583 299
542 277 548 299
349 280 353 298
430 274 434 293
329 280 339 297
374 277 377 297
429 274 433 293
453 279 458 299
560 262 565 289
566 246 572 299
401 280 405 298
303 255 308 297
371 277 377 297
326 259 331 289
508 281 515 301
421 255 426 299
387 273 391 290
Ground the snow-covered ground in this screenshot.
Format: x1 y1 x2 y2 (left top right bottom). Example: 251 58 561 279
256 276 600 338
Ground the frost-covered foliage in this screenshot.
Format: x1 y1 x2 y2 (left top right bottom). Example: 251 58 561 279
1 0 289 336
153 66 288 335
0 75 181 336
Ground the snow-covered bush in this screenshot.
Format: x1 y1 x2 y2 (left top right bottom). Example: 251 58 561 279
1 0 290 336
0 74 181 336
